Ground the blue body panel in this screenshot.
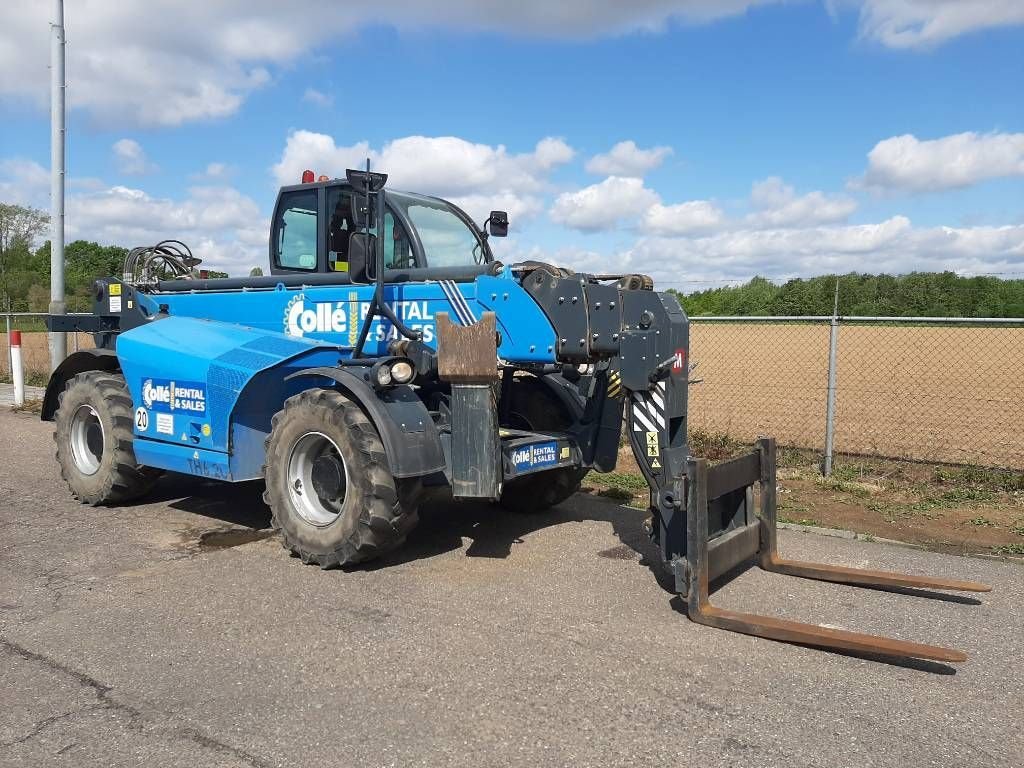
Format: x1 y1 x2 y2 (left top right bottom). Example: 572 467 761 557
117 316 347 480
119 270 556 482
132 441 233 482
137 269 557 363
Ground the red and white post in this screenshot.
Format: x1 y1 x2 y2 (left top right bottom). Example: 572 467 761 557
10 330 24 406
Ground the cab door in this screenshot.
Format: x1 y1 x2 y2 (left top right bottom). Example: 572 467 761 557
269 186 323 276
324 186 419 273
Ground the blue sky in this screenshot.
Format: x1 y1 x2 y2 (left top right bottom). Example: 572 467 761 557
1 1 1022 287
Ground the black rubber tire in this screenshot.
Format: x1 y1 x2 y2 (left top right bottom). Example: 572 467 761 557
54 371 160 505
262 388 420 568
499 376 588 513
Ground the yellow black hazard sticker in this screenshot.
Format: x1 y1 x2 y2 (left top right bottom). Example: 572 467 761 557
607 370 623 399
347 291 359 347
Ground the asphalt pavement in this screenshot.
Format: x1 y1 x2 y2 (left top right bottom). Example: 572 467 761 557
1 408 1021 768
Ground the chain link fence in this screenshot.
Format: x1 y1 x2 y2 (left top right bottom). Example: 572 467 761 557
689 316 1024 470
1 313 93 388
5 312 1024 470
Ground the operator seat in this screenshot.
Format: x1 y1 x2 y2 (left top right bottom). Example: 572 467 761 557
328 197 352 272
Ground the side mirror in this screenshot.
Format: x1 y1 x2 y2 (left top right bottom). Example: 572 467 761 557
486 210 508 237
348 233 377 284
350 196 376 230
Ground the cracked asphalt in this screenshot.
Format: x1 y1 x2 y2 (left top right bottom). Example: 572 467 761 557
1 408 1022 767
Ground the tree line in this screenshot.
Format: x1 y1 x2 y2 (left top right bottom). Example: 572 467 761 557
0 202 230 313
675 273 1024 318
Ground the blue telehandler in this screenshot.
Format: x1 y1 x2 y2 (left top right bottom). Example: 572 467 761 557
43 166 989 662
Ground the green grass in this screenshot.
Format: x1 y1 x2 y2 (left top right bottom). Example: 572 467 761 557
597 487 634 502
688 428 745 462
778 516 820 526
0 371 49 387
589 471 648 495
991 543 1024 556
933 465 1024 494
829 462 875 482
816 475 874 498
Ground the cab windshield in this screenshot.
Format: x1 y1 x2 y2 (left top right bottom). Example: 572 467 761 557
388 192 488 268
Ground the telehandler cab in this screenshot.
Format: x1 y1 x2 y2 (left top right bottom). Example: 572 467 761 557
43 166 990 662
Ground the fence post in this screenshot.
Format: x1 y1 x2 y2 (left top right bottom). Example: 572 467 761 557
11 330 25 406
4 314 10 378
823 316 840 476
822 279 841 476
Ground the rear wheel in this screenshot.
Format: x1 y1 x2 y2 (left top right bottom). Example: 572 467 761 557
54 371 160 505
263 388 420 568
499 376 588 513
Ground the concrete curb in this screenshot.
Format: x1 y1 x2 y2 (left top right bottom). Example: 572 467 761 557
778 521 1024 564
1 382 45 407
778 521 906 546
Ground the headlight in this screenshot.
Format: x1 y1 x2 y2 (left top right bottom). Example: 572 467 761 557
390 360 414 384
375 365 393 387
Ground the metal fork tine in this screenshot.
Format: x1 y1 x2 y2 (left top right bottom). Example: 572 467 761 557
761 556 992 593
755 438 992 595
689 602 968 663
686 445 977 663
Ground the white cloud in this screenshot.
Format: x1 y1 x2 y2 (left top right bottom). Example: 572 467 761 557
557 175 852 234
532 136 577 169
613 217 1024 288
585 140 673 177
0 157 264 274
303 87 334 108
856 0 1024 49
0 158 50 207
66 184 264 273
272 131 573 223
445 192 544 224
859 131 1024 193
4 1 1016 127
644 200 724 235
191 162 234 181
550 176 660 232
112 139 157 175
746 176 857 227
0 2 776 126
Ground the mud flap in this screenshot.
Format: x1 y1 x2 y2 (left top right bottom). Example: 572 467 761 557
436 311 502 499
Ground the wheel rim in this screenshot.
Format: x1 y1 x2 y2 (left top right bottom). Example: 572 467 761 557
286 431 349 527
70 405 105 476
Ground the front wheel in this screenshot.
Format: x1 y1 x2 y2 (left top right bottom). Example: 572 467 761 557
262 388 420 568
54 371 160 505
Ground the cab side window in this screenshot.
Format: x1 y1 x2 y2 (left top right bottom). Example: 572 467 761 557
383 212 415 270
325 188 354 272
274 190 318 271
326 187 417 272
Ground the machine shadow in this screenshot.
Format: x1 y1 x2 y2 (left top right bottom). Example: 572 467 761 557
162 475 273 530
367 488 672 584
154 475 668 584
146 479 961 673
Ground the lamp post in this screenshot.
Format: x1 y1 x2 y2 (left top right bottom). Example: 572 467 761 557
48 0 67 371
